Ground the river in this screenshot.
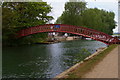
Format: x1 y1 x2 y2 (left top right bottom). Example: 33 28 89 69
3 40 107 78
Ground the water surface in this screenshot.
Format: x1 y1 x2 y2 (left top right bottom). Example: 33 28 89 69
3 40 107 78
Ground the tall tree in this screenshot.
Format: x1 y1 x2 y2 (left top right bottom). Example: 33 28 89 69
56 2 86 26
2 2 53 45
56 2 116 35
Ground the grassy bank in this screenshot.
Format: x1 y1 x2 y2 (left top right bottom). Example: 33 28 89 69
65 44 118 78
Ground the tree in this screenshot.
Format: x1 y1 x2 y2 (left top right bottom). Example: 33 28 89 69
56 2 116 35
82 8 116 34
55 16 63 24
56 2 86 26
2 2 53 45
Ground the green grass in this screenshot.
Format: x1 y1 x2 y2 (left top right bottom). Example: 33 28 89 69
66 44 118 78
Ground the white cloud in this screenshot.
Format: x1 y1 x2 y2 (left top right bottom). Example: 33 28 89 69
113 25 119 33
47 2 66 23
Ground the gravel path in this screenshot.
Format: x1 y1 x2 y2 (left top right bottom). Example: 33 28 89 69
83 46 118 78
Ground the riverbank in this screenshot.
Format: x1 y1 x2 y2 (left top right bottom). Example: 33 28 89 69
55 44 118 78
36 36 89 45
35 36 80 44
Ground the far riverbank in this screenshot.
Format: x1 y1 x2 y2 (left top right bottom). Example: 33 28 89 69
36 36 88 44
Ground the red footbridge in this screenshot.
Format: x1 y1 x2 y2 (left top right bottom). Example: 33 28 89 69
17 24 120 45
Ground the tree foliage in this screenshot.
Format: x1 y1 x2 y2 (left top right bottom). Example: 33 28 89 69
55 2 116 35
2 2 53 46
56 2 86 26
82 8 116 35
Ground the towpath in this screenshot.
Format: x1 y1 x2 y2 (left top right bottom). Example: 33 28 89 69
83 46 119 78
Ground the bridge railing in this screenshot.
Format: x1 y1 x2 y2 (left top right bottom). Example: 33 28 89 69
17 24 120 45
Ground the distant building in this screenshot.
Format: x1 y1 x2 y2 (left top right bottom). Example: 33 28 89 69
112 32 120 39
113 33 120 35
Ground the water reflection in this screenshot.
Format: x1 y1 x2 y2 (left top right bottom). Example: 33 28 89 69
45 43 63 77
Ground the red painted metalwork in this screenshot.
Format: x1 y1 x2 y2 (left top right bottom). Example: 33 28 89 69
17 24 120 45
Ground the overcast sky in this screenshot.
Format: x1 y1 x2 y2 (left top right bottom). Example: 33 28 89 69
43 0 119 33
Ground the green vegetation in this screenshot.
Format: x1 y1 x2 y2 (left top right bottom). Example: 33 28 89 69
74 48 91 63
55 2 86 26
66 44 118 78
2 2 53 46
55 2 116 35
63 48 91 68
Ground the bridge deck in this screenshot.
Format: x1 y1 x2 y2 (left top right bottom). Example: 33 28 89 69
17 24 120 45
